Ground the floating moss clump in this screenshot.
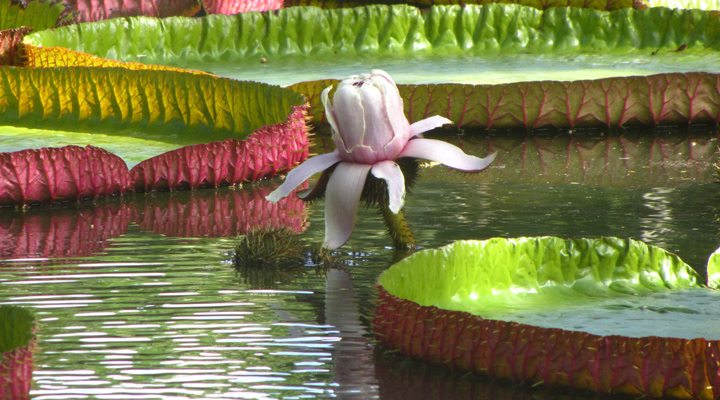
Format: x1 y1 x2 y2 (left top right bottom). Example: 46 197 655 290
233 228 311 288
233 228 307 270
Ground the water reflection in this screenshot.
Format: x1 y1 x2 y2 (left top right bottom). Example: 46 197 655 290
0 133 719 399
640 187 676 247
0 201 131 259
0 182 307 260
132 185 307 237
420 130 719 186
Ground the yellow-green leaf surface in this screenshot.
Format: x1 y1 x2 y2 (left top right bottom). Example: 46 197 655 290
283 0 637 10
0 68 304 163
0 305 34 353
0 0 69 30
23 4 720 87
379 237 715 339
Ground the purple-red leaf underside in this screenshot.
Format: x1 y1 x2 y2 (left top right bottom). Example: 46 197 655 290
63 0 200 22
0 145 131 206
374 287 720 400
0 339 33 400
200 0 283 14
0 27 31 66
291 72 720 130
129 105 310 192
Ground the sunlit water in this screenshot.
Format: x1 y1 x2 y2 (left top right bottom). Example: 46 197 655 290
1 132 720 399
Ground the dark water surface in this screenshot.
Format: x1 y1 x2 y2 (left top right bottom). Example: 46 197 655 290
1 132 720 399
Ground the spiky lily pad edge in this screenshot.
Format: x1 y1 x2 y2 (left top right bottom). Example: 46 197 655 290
282 0 640 11
374 286 719 399
0 67 309 206
373 237 715 399
130 104 310 192
0 103 310 205
25 4 718 64
292 71 720 129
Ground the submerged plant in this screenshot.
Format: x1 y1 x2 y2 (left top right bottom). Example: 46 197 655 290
267 69 495 250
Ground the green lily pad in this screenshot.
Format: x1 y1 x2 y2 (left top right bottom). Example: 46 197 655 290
0 305 34 354
23 4 720 84
0 0 69 30
0 126 179 167
0 67 309 204
379 237 702 327
0 67 303 156
23 4 720 130
707 246 720 288
375 237 720 398
283 0 638 10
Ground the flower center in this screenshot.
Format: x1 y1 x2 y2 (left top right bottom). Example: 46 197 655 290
352 80 365 87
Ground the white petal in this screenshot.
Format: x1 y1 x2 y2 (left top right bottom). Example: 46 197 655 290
265 152 341 203
321 85 340 135
370 69 396 86
409 115 453 137
371 160 405 214
323 162 371 250
332 84 367 153
399 138 496 171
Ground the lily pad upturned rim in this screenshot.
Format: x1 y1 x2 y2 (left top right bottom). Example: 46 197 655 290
20 4 720 131
0 67 310 205
23 4 720 64
374 237 720 399
378 237 702 317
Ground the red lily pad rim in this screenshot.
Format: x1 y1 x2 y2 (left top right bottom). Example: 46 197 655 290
374 237 719 399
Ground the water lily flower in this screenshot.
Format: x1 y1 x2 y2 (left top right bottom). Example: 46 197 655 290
267 69 495 249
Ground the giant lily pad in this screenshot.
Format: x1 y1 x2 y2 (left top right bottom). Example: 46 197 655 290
22 4 720 129
0 305 35 400
375 237 720 398
23 4 720 81
283 0 640 10
201 0 283 14
0 68 309 204
0 0 70 30
295 72 720 128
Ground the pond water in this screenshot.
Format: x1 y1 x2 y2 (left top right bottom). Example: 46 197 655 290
1 131 719 399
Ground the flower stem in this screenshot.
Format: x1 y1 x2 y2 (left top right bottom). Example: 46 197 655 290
379 202 415 251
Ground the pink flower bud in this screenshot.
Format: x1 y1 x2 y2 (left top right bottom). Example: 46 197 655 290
321 70 411 164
